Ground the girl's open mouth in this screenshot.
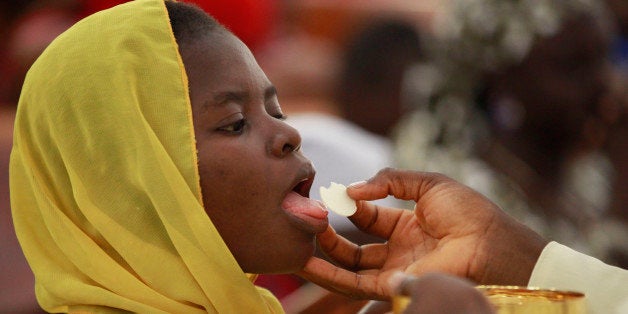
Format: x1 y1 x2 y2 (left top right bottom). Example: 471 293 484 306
281 178 329 233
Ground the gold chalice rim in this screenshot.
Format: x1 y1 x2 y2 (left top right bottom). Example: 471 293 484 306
476 285 585 302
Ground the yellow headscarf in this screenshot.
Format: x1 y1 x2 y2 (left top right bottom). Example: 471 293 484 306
10 0 283 312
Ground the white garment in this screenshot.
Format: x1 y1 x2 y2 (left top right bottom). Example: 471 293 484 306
530 242 628 314
286 113 398 232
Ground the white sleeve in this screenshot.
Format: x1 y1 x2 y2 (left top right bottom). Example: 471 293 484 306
529 241 628 314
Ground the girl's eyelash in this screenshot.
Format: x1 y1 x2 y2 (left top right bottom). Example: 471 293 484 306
218 118 246 134
218 113 284 134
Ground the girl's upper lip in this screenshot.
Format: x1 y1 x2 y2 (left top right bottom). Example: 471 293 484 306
289 163 316 198
283 162 328 234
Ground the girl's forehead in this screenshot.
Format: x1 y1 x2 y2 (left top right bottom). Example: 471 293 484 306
181 31 232 57
181 31 272 105
183 32 258 71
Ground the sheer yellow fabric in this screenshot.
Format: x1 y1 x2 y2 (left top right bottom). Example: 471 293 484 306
10 0 282 312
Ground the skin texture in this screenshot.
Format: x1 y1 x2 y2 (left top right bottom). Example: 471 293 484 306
179 30 325 274
299 168 548 300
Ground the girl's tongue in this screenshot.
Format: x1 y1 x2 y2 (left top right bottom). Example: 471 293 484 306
282 191 328 220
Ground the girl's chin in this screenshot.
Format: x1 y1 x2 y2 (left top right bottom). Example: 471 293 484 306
243 241 316 275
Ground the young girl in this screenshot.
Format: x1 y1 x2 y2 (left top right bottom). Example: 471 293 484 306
10 0 331 311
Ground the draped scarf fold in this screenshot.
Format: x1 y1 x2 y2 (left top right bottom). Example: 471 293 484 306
10 0 282 312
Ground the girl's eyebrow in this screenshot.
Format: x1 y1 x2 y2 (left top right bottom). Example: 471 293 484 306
212 91 249 105
200 91 247 113
202 85 278 112
209 85 277 107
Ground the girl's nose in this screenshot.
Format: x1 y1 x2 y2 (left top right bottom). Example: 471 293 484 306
269 122 302 158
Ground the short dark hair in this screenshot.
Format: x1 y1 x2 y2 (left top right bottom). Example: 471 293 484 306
165 1 226 45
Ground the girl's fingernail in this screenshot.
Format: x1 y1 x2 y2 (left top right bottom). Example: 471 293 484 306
348 180 366 188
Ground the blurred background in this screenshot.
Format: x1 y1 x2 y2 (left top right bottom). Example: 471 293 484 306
1 0 626 313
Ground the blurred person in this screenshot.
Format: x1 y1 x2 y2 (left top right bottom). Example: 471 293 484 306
334 19 423 137
394 0 628 267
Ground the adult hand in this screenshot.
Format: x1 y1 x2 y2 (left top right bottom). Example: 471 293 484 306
298 168 548 300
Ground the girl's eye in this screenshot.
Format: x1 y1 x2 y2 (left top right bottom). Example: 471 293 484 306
218 119 246 134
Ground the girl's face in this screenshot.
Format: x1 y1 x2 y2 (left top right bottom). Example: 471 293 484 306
180 31 329 274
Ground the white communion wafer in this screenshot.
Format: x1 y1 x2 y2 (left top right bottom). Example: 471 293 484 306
319 182 357 217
